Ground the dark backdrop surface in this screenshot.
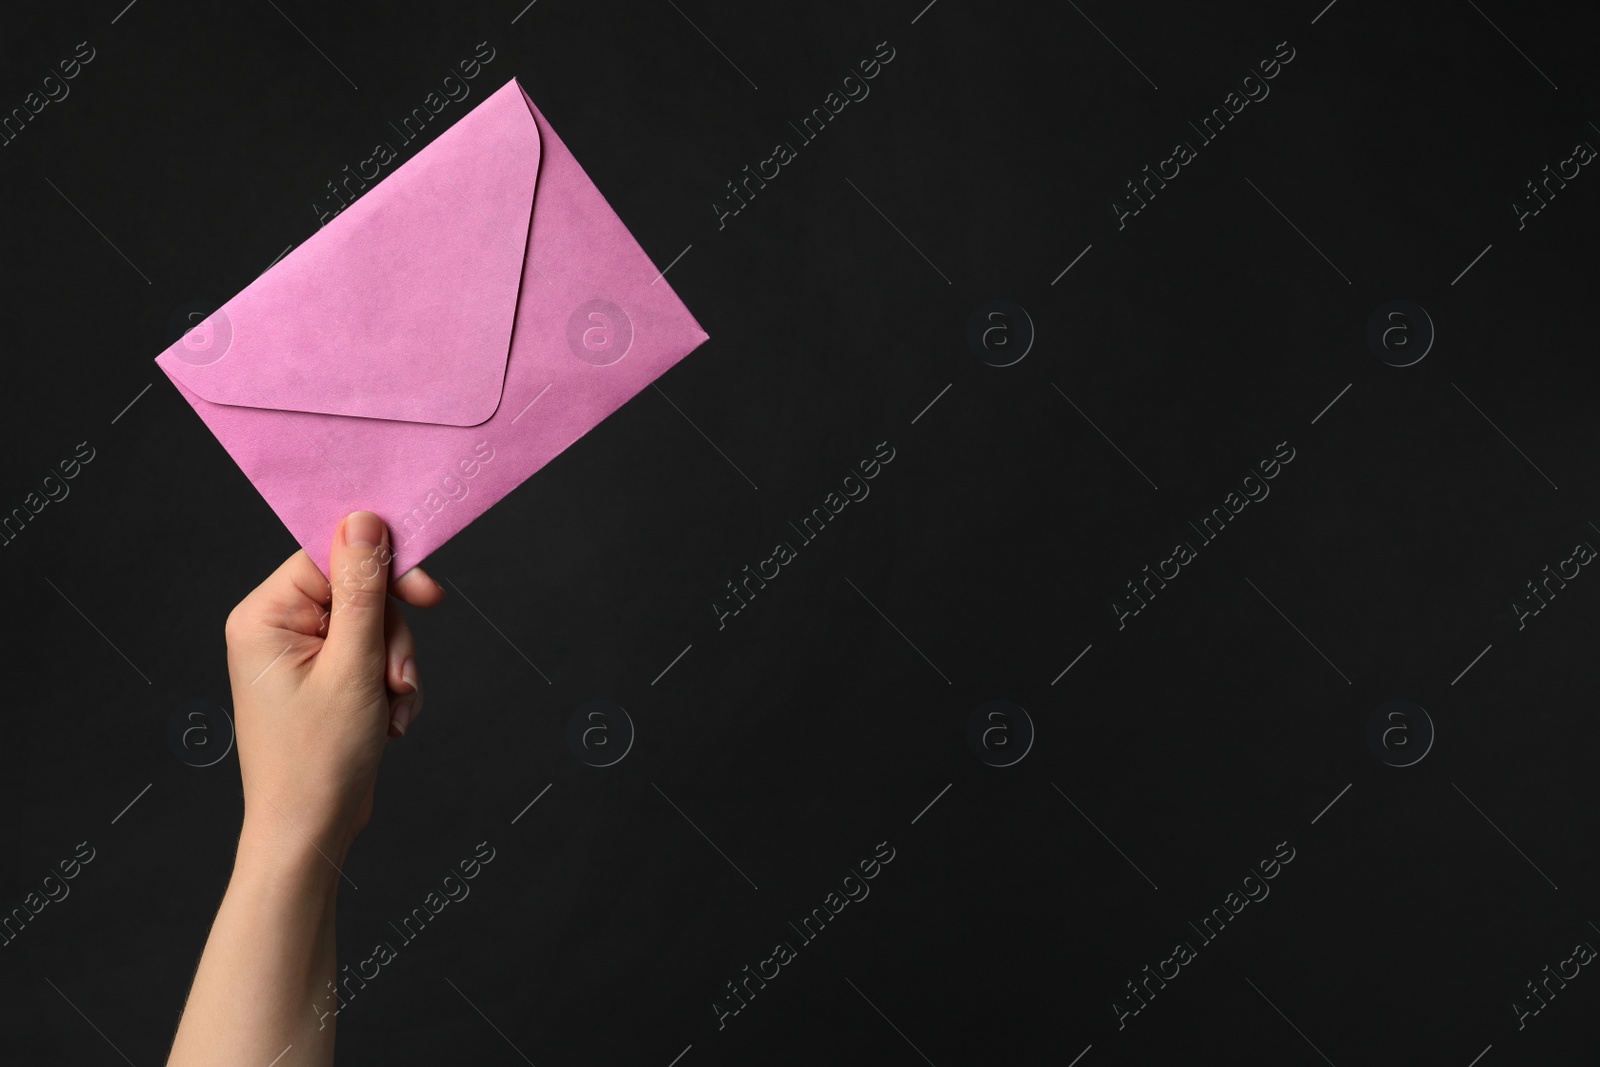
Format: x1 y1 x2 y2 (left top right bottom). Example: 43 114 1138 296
5 1 1600 1063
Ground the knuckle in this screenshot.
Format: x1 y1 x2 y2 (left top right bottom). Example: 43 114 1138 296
332 575 386 617
223 605 248 646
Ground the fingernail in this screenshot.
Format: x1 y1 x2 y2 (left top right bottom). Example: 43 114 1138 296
401 656 418 694
390 697 414 736
344 510 386 549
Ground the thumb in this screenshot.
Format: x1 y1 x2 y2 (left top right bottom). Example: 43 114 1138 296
325 511 392 675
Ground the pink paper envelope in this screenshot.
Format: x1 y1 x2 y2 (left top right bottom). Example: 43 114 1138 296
155 77 708 579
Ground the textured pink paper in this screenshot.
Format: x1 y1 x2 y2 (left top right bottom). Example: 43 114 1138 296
156 78 708 578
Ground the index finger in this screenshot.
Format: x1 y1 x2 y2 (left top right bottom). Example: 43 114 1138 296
392 565 446 608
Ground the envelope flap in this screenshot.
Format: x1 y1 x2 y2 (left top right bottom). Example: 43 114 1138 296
155 80 541 426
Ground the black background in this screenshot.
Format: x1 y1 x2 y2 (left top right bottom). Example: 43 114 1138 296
5 1 1600 1063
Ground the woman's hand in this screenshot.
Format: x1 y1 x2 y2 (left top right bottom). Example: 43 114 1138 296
225 511 444 863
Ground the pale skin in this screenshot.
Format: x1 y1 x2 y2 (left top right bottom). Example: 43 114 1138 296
165 511 444 1067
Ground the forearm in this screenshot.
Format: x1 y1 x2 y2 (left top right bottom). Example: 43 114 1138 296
167 819 345 1067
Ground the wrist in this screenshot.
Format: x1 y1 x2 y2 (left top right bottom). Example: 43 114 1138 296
237 811 353 898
